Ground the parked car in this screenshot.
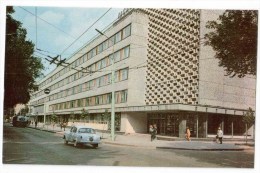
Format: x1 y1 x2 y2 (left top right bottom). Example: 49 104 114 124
63 126 101 148
12 115 30 127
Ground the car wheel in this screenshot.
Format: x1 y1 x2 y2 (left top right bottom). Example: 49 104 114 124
92 144 98 148
74 140 78 147
64 138 68 145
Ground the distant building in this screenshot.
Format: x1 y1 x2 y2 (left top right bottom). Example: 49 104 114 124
28 9 256 138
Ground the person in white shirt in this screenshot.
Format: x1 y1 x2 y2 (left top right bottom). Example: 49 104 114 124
217 127 223 144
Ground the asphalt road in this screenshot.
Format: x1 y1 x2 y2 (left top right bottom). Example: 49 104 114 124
2 124 254 168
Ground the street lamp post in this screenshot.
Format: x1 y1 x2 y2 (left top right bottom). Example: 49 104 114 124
95 29 115 141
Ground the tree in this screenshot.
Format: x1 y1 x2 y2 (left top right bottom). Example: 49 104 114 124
19 105 29 115
80 108 89 125
204 10 258 78
243 107 255 143
50 112 58 130
5 6 44 110
101 109 110 138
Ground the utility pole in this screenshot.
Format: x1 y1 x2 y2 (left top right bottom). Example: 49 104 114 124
95 28 115 141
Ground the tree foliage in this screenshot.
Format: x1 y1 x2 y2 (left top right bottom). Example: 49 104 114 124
243 107 255 127
19 105 29 115
50 113 58 124
204 10 258 78
81 108 89 122
5 6 44 109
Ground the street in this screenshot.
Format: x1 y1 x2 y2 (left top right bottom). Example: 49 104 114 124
2 123 254 167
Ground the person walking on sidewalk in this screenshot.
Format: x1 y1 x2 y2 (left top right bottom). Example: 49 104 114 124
149 124 157 141
153 124 157 140
149 125 154 141
35 120 38 128
185 127 191 141
217 127 223 144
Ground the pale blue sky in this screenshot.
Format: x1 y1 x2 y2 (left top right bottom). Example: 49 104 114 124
12 7 123 75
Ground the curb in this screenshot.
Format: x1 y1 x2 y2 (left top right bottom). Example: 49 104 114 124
27 126 62 133
102 141 156 148
156 146 245 151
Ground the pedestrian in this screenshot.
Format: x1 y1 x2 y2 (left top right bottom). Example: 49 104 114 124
152 124 157 141
185 127 191 141
63 122 67 131
149 125 154 141
35 120 38 128
217 127 223 144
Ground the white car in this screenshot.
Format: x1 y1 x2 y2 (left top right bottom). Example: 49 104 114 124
63 126 101 148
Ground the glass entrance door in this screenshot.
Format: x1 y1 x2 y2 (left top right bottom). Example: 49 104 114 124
148 113 179 137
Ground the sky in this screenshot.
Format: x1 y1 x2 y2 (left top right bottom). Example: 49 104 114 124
11 6 123 76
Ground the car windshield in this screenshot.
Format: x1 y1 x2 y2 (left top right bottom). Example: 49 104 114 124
78 128 96 134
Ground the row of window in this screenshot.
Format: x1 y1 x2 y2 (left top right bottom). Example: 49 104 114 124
31 68 129 106
49 90 128 111
38 24 131 90
32 45 130 99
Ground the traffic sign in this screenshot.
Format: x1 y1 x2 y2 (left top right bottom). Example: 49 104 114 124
44 88 50 94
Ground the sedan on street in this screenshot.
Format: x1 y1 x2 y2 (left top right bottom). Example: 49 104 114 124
63 126 101 148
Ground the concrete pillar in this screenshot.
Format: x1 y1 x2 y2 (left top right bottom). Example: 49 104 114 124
121 112 147 133
196 114 199 138
179 113 187 138
231 118 234 138
205 114 208 138
221 115 224 133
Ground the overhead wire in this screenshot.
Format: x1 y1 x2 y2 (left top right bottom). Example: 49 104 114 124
59 8 112 56
18 6 77 40
35 7 38 49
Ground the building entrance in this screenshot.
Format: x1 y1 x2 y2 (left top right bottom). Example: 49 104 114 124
148 112 208 138
148 113 179 137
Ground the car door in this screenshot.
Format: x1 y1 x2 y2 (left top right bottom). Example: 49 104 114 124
71 127 78 141
68 127 75 142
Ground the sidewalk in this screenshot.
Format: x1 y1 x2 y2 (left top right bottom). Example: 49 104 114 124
28 123 254 151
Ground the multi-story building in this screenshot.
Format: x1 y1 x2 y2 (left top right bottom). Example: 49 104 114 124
28 9 256 138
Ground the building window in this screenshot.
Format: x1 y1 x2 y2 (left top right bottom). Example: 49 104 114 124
97 43 103 54
123 46 130 59
115 31 122 43
114 51 121 62
103 40 109 50
121 68 129 81
101 58 106 69
122 25 131 39
96 61 102 70
115 68 129 82
115 90 128 103
108 36 115 47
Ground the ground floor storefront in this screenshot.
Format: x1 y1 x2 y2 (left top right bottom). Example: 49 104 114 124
29 104 254 139
147 112 247 138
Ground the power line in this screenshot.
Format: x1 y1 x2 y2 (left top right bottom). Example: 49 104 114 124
60 8 112 56
36 48 85 56
35 7 38 49
18 6 77 40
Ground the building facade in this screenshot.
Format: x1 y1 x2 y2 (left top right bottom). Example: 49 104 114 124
28 9 256 138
